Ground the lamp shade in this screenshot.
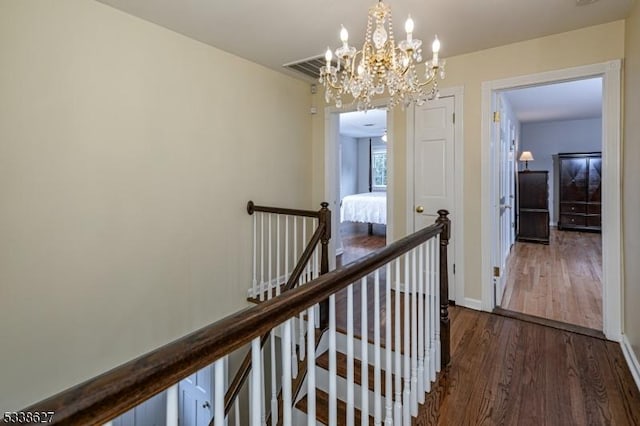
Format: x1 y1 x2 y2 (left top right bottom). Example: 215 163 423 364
519 151 534 162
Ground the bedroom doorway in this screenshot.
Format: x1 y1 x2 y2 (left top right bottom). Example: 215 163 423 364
336 109 388 266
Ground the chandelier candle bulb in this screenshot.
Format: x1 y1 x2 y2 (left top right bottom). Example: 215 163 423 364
325 48 332 67
340 26 349 44
432 36 440 66
405 16 414 41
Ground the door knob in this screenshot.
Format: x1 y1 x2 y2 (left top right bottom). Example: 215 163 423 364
416 205 424 213
203 401 211 409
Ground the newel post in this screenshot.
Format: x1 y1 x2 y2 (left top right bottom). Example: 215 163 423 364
319 202 331 330
436 209 451 368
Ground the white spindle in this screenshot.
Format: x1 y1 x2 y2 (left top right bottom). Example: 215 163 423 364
270 332 277 425
292 217 299 372
384 264 393 426
435 235 441 373
260 214 265 301
252 213 257 299
418 243 427 399
307 306 316 426
166 384 178 426
430 237 437 381
276 215 281 296
285 216 290 282
251 338 262 426
261 348 266 426
235 399 240 426
374 269 382 426
393 259 402 426
361 277 369 426
410 249 418 417
403 254 411 426
282 320 293 426
329 294 337 426
215 357 226 426
268 214 273 298
299 219 307 361
347 283 355 426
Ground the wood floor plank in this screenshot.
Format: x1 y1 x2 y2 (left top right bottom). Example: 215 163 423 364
502 229 602 330
414 307 640 425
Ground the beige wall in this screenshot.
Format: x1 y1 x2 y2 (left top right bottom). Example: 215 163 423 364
624 1 640 364
312 20 625 302
0 0 311 412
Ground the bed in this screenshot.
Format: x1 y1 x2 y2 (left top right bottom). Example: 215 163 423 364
340 191 387 225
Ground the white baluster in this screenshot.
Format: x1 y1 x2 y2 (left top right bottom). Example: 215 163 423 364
435 235 441 373
291 316 298 378
403 254 411 426
285 216 290 282
268 214 273 298
329 294 337 426
361 277 369 426
411 249 418 417
251 338 262 426
276 215 281 296
261 347 266 426
166 384 178 426
252 213 258 299
384 264 393 426
347 283 355 426
418 244 428 398
282 320 293 426
393 259 402 426
260 214 265 302
270 332 277 425
235 398 240 426
215 357 226 426
299 219 307 361
374 269 382 426
430 237 437 381
307 305 316 426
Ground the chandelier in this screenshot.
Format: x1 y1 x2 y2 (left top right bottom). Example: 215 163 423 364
320 0 446 111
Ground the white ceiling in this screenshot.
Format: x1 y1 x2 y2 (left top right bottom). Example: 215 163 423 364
340 109 387 138
96 0 633 80
503 78 603 123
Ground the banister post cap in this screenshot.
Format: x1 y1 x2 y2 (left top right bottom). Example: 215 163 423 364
247 201 255 215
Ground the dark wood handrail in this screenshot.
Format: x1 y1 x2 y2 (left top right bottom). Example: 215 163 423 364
223 222 326 414
22 211 449 426
247 200 321 219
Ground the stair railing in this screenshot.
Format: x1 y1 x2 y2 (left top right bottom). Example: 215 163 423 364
19 210 450 426
224 201 331 419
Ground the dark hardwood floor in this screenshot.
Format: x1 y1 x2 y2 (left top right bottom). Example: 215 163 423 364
337 222 386 266
415 306 640 425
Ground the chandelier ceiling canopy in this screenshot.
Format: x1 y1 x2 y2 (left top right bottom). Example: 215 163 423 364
320 0 446 111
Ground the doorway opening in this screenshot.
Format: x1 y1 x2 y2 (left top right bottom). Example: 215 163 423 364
336 109 388 266
481 60 622 340
497 78 604 331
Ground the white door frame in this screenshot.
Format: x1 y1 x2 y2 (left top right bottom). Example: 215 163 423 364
480 60 623 341
406 86 465 306
324 98 394 270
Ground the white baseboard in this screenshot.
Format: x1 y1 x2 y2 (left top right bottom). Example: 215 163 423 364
621 335 640 392
461 298 482 311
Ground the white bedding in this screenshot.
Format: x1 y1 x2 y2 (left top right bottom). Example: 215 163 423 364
340 192 387 225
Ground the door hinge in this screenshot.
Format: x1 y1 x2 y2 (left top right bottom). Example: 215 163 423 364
452 113 456 124
493 111 500 122
493 266 500 277
453 264 456 274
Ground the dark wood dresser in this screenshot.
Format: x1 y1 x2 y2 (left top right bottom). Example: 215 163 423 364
517 170 550 244
558 152 602 232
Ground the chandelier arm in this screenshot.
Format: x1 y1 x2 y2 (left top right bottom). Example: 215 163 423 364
416 70 438 88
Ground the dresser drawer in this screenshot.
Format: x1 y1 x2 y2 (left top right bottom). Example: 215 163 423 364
587 215 601 228
560 202 586 214
560 214 586 228
587 203 601 215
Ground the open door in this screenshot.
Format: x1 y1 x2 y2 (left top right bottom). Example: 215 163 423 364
493 93 516 305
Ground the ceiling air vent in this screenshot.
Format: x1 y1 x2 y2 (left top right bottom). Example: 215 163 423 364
283 55 337 81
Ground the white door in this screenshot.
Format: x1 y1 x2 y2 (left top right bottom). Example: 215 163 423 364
179 365 214 426
412 96 456 299
494 95 515 304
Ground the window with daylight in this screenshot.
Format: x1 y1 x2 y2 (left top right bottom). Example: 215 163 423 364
372 150 387 189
